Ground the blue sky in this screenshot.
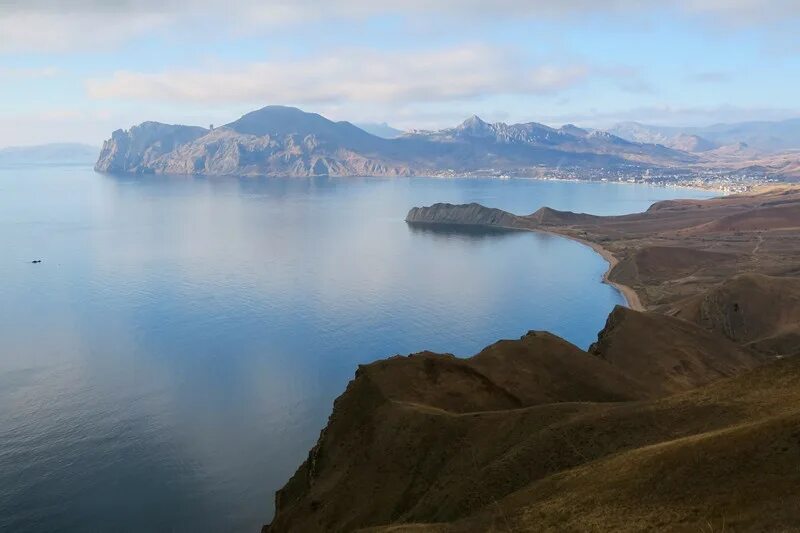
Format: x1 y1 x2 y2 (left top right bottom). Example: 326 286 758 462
1 0 799 146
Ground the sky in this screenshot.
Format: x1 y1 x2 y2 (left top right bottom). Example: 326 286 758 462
1 0 799 146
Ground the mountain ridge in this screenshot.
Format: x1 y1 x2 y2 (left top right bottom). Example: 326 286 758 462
95 106 694 178
609 118 800 153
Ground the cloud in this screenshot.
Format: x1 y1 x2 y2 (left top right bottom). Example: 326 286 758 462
685 71 732 83
0 9 171 53
86 46 593 105
0 66 61 80
539 104 800 128
2 1 798 52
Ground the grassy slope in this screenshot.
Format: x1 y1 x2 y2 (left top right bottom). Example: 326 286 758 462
267 311 766 532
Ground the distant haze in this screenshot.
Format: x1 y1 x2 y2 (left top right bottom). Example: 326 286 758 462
355 123 405 139
609 119 800 153
0 143 98 166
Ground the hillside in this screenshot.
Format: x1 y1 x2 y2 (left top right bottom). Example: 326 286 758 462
671 273 800 356
265 308 778 532
95 106 694 178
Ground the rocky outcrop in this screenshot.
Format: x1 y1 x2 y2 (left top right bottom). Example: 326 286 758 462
94 122 208 173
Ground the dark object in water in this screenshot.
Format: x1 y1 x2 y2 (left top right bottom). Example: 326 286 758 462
31 260 42 264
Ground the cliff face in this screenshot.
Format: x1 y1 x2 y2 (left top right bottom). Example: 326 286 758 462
94 122 208 173
95 124 415 178
265 307 775 532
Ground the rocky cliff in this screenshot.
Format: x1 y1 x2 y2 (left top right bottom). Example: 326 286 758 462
95 108 415 177
95 122 208 173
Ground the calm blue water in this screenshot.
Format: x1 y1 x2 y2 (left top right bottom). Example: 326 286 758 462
0 167 714 532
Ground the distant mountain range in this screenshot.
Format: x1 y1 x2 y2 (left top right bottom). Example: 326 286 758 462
608 119 800 153
355 122 405 139
95 106 694 178
0 143 98 166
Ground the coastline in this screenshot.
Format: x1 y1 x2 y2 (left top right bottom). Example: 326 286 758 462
457 222 645 312
554 232 644 312
525 227 644 312
415 174 742 195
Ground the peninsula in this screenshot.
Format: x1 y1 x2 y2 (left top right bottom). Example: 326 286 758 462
265 186 800 531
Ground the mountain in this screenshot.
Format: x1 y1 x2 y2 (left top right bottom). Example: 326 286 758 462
354 122 405 139
414 115 690 164
0 143 99 166
95 106 695 178
609 118 800 153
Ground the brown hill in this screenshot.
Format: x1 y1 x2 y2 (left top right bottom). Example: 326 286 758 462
672 273 800 356
398 357 800 532
611 245 738 284
590 306 760 395
265 309 766 532
525 206 601 226
685 203 800 234
404 203 529 230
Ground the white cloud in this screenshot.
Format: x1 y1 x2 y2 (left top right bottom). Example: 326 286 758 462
1 1 797 52
86 46 592 105
0 66 61 80
0 10 171 53
539 104 800 128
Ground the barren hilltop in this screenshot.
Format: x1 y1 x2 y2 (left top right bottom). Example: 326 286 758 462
265 186 800 532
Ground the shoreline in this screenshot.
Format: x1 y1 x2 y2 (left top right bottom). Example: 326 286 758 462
521 226 644 312
549 231 645 312
448 222 646 312
413 174 743 195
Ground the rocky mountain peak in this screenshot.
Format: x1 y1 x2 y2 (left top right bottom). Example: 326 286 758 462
454 115 494 137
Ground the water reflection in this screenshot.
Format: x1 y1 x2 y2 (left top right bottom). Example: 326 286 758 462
406 222 522 241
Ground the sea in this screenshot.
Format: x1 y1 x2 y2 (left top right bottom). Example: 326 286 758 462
0 165 715 531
